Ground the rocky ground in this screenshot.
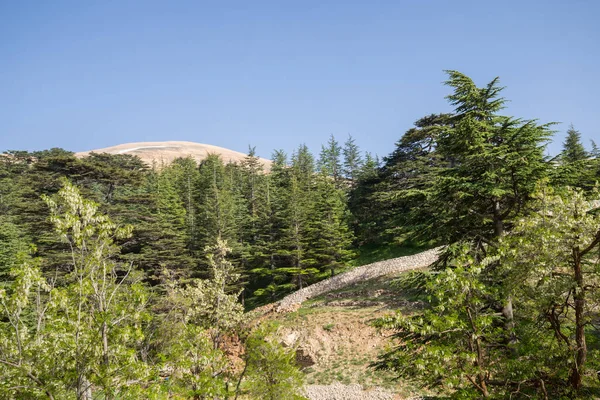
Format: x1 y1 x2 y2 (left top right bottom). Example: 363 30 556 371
260 265 440 400
249 247 444 399
303 382 398 400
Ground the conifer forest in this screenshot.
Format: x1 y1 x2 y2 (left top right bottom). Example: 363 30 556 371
2 72 600 399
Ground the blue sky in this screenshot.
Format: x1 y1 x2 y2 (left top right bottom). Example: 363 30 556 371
1 1 598 159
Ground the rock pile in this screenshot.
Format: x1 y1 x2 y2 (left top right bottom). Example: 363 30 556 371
276 247 442 312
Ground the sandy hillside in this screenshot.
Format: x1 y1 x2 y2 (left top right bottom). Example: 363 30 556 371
75 141 271 168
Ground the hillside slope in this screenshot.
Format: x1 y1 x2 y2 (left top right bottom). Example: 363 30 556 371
255 247 443 400
75 141 271 168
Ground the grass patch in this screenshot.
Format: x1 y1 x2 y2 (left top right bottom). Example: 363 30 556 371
322 323 335 332
348 242 431 267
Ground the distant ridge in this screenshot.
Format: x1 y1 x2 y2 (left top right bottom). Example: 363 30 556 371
75 141 271 168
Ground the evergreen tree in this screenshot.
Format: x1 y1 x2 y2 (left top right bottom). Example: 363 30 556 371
591 140 600 158
0 216 29 285
551 126 596 191
317 134 342 183
358 152 379 181
9 149 88 276
80 152 147 203
251 150 295 303
194 155 248 296
195 155 240 252
306 173 354 277
375 186 600 398
342 134 363 183
236 147 272 304
372 114 451 243
280 173 316 289
562 124 588 163
137 167 195 283
347 151 383 245
168 157 201 253
430 71 552 243
292 144 315 186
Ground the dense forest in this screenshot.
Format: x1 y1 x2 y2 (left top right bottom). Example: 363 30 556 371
1 71 600 399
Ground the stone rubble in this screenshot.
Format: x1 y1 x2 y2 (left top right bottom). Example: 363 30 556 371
254 247 444 400
303 382 396 400
276 247 442 312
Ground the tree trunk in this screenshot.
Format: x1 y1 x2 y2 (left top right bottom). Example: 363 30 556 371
493 199 515 349
569 247 586 390
102 322 109 365
77 376 93 400
493 199 504 237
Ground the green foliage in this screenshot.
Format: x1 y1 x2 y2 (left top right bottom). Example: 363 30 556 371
0 180 307 399
374 244 503 398
1 179 151 399
551 125 598 192
1 142 360 308
498 185 600 394
155 239 246 398
6 70 600 398
243 323 306 400
369 71 600 399
370 113 450 243
179 239 245 344
0 216 29 285
433 71 552 242
132 167 194 283
561 124 588 163
376 186 600 398
591 140 600 158
305 173 354 277
0 254 59 399
354 71 553 247
318 134 343 185
342 134 363 183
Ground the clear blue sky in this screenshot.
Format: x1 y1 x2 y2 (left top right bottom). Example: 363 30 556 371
1 0 598 159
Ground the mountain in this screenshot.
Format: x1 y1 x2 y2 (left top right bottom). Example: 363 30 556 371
75 141 271 168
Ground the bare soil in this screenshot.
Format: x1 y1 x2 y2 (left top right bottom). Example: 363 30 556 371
262 274 436 400
75 141 271 168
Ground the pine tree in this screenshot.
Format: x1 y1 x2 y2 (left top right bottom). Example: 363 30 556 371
80 152 147 203
292 144 315 187
431 70 552 242
193 155 248 297
142 167 195 282
306 173 354 277
195 155 240 251
342 134 363 183
348 152 382 244
254 145 320 293
280 174 316 289
358 152 379 181
235 147 272 304
250 150 295 303
591 140 600 158
317 134 342 183
9 149 88 276
165 157 201 253
371 114 451 243
551 125 596 191
562 124 588 163
0 216 29 285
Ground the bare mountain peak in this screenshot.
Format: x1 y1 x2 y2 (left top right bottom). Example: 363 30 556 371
75 141 271 167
